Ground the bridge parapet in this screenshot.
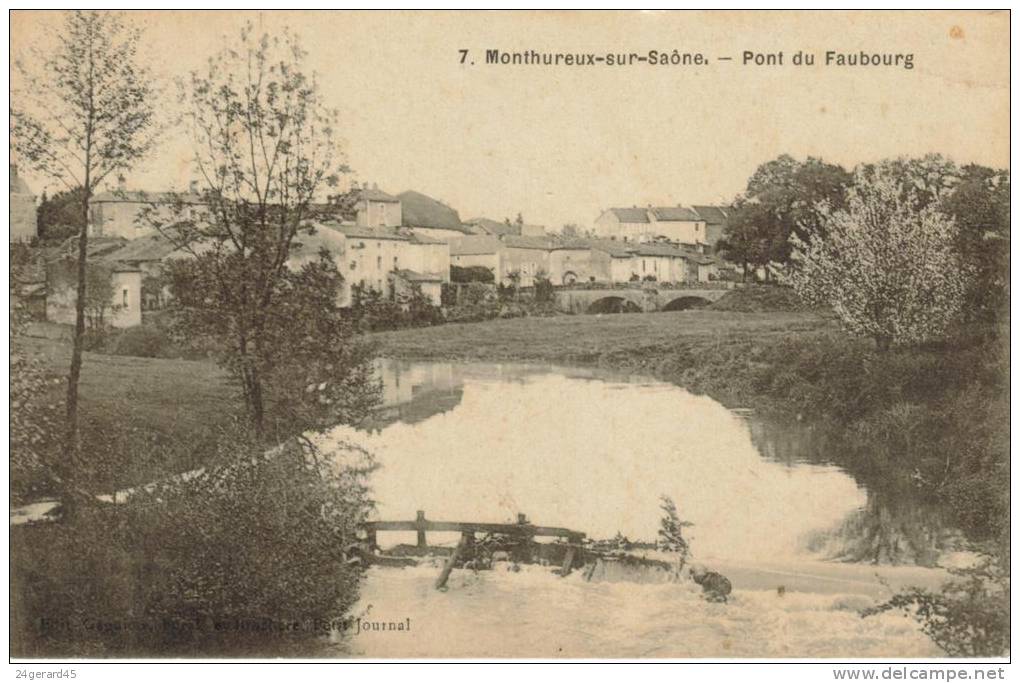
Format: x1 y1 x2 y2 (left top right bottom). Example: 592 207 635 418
553 287 728 314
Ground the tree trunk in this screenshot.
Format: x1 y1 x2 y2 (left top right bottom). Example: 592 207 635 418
63 186 91 513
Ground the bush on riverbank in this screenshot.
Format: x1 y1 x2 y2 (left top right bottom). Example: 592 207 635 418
709 284 817 313
11 435 374 657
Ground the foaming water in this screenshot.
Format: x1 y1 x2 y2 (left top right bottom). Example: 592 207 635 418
326 565 939 658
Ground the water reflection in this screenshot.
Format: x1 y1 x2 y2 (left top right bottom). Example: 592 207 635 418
747 417 965 567
323 359 962 566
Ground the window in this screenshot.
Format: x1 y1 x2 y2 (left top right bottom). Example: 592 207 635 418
122 289 129 308
377 256 382 270
393 256 399 269
350 261 357 271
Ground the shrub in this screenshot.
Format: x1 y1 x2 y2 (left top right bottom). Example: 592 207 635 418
108 325 174 358
863 551 1009 657
11 435 375 657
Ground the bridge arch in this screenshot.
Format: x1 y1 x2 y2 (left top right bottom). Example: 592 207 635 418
661 295 713 312
586 296 642 314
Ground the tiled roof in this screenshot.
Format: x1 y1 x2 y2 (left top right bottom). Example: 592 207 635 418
633 243 689 257
607 207 651 223
501 235 554 251
91 190 206 204
650 206 701 222
102 235 188 262
397 191 469 233
450 235 502 256
559 237 635 258
329 224 408 241
359 187 400 203
464 217 519 236
691 205 731 225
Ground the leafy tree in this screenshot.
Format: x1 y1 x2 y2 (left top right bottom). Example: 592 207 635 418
37 187 87 243
787 169 969 350
856 154 961 211
11 10 158 500
720 155 851 278
148 25 366 437
658 495 693 574
940 165 1010 326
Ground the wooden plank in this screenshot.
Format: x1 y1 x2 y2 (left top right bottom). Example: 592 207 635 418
416 510 427 548
365 519 583 539
434 532 471 590
559 546 577 577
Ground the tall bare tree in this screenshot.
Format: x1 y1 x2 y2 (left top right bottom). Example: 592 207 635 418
12 11 158 496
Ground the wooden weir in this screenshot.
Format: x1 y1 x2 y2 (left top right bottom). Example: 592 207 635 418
362 510 586 590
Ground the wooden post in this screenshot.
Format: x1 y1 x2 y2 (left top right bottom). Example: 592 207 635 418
366 528 377 551
435 532 471 590
416 510 427 548
559 546 576 577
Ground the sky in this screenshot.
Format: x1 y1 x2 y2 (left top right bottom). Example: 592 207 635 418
10 10 1010 231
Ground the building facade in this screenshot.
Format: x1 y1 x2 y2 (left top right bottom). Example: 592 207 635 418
10 165 38 243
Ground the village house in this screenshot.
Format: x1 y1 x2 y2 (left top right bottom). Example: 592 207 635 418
547 240 613 285
498 235 554 287
291 223 450 307
449 235 502 277
592 204 732 253
450 234 554 287
10 164 38 243
45 239 143 328
88 176 206 240
397 190 474 242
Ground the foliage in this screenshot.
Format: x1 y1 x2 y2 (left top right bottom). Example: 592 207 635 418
11 434 376 657
657 495 693 574
37 187 87 243
863 551 1010 657
940 165 1010 326
534 275 554 303
10 251 64 499
146 25 356 435
11 10 159 497
718 155 851 276
167 252 380 436
451 264 495 283
787 169 969 349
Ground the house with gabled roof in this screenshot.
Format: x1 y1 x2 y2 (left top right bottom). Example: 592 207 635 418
594 204 709 247
397 190 473 242
88 175 206 240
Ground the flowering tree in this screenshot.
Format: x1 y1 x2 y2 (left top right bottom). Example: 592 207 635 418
787 170 969 350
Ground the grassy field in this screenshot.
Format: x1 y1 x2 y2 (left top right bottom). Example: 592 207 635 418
370 310 834 365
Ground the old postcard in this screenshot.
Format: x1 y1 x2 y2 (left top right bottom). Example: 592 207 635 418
8 9 1010 664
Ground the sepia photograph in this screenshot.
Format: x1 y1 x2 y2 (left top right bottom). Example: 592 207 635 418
7 9 1011 666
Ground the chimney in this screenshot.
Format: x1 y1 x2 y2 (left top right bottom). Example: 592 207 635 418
372 182 379 190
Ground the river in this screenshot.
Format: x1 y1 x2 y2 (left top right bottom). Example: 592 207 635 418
313 358 968 657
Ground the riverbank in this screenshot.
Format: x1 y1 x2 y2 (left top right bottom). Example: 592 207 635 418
370 311 1009 547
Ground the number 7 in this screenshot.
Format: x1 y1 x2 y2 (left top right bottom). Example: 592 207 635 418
458 49 468 64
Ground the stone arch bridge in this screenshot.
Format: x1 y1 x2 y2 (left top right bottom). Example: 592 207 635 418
554 287 729 314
